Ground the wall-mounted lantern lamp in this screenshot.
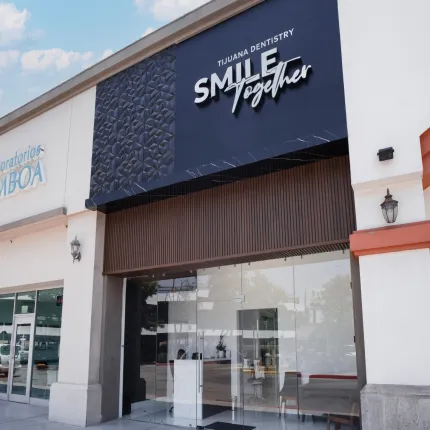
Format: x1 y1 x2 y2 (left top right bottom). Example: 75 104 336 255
70 236 81 263
380 189 398 224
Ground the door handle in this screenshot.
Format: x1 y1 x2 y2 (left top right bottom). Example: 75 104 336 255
198 336 204 393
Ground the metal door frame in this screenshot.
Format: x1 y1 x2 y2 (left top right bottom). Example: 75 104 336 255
7 314 35 403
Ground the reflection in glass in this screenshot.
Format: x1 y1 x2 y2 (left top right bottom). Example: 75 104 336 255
0 294 15 394
125 277 198 427
241 259 298 430
15 292 36 315
123 251 360 430
11 323 31 395
30 288 63 399
155 277 197 426
294 253 360 428
197 265 242 428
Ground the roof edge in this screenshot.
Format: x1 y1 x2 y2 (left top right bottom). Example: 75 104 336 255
0 0 264 137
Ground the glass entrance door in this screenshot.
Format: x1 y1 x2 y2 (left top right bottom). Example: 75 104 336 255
240 259 298 430
196 265 244 429
7 314 35 403
155 277 198 427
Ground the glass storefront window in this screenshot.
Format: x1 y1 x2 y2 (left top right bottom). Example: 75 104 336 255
124 251 361 430
0 287 63 402
0 294 15 394
30 288 63 400
293 253 359 427
15 291 36 314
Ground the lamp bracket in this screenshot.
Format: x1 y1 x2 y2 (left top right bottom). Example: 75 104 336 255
377 147 395 162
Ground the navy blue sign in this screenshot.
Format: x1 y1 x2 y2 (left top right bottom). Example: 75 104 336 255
175 0 346 175
88 0 346 208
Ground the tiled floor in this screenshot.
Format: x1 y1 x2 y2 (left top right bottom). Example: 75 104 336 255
0 401 345 429
126 399 344 430
0 401 161 429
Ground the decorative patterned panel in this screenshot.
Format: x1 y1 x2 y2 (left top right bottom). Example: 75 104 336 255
90 47 176 198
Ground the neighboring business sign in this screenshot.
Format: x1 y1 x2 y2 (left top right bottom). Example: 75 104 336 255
0 145 46 199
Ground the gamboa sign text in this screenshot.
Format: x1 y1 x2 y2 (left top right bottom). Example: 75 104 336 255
194 29 312 114
0 145 46 199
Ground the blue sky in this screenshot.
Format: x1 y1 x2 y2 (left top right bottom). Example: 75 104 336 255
0 0 209 118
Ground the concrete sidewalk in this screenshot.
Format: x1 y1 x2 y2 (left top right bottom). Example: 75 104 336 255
0 401 162 430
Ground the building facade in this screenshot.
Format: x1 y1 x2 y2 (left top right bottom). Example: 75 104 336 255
0 88 96 406
0 0 429 429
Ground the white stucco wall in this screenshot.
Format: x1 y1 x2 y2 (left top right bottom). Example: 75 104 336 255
50 210 106 426
338 0 430 387
65 88 97 216
354 179 426 230
359 249 430 385
0 101 70 226
0 88 96 291
0 87 102 423
0 87 96 227
425 188 430 220
0 224 66 289
338 0 430 230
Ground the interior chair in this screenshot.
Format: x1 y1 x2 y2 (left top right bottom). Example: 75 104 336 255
278 371 302 417
250 361 265 400
251 378 264 399
300 374 359 426
326 402 359 429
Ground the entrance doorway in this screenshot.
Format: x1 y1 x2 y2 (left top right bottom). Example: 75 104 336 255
123 251 361 430
6 314 35 403
0 288 63 405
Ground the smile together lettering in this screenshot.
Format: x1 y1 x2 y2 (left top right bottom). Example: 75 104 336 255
194 47 312 114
